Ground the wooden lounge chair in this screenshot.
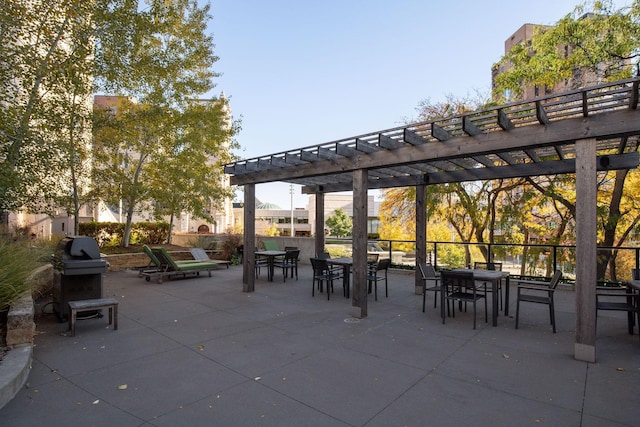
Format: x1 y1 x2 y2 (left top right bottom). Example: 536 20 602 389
141 246 218 283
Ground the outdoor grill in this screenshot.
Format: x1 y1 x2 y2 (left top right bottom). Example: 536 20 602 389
53 236 108 321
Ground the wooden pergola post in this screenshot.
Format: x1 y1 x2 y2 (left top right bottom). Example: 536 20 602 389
352 169 368 318
314 192 325 257
243 183 256 292
415 183 427 294
574 138 597 362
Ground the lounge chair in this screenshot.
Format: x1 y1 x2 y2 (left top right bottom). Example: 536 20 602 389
189 248 231 268
141 245 199 273
262 240 280 251
141 246 218 283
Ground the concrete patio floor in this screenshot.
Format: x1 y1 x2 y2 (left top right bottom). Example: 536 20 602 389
1 264 638 426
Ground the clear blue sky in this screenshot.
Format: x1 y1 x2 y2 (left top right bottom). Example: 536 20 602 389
205 0 628 209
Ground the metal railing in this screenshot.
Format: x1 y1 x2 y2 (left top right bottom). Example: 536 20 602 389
324 238 640 285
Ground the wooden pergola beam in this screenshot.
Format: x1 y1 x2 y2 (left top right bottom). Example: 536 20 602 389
230 110 638 186
463 116 483 136
431 123 451 141
536 101 549 125
497 108 515 130
300 152 639 193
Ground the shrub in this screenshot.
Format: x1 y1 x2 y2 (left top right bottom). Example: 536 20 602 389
0 239 41 311
79 221 169 246
219 234 242 261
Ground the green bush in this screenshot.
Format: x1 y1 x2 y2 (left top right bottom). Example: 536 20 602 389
79 222 169 247
0 239 41 311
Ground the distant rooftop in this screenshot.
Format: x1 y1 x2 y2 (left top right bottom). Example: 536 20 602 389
257 202 282 210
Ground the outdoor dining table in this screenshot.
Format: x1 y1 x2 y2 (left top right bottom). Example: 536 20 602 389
627 279 640 292
326 257 354 298
452 268 511 327
255 250 286 282
326 257 379 299
621 279 640 333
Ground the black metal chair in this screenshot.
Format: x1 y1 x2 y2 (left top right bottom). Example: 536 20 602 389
310 257 343 300
367 258 391 301
254 250 269 277
418 263 440 311
596 269 639 341
515 270 563 333
441 270 487 329
474 261 504 310
273 249 300 282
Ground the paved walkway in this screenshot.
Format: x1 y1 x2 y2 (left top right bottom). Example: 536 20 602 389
1 265 639 426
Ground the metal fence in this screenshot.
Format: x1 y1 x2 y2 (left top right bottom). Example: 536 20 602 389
325 238 640 285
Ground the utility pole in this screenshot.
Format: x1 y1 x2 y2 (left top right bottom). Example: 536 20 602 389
290 184 294 237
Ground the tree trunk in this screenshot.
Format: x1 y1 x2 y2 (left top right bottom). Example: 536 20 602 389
521 228 529 276
597 169 628 280
123 204 135 247
167 214 175 244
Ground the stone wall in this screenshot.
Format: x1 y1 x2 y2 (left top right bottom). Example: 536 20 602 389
6 293 35 347
105 250 219 271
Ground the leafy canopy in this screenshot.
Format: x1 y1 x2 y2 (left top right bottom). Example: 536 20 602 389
326 208 353 238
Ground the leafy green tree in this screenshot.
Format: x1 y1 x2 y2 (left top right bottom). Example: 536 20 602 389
92 100 160 247
493 0 640 100
326 208 353 238
0 0 95 219
494 0 640 280
92 0 237 247
148 100 239 243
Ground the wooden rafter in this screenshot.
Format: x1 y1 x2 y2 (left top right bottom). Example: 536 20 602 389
225 79 640 191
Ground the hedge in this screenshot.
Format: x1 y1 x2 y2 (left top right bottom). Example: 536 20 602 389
79 222 170 247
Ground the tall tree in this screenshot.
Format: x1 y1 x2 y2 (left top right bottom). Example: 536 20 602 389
493 0 640 99
0 1 95 216
147 99 238 243
493 0 640 280
92 99 161 245
92 0 237 247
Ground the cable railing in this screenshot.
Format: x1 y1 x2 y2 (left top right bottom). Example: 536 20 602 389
324 238 640 285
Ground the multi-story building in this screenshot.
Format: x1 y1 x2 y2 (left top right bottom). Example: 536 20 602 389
491 23 555 101
232 194 381 237
492 15 623 102
232 201 311 237
307 194 380 237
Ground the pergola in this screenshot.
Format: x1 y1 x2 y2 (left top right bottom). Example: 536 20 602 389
225 78 640 362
